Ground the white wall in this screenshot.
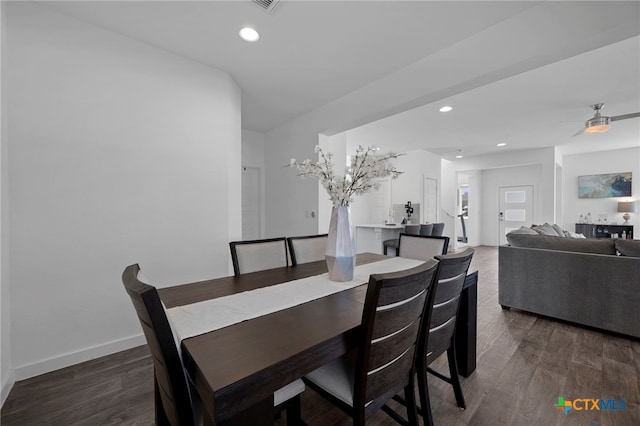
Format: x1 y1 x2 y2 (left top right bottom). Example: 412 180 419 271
1 0 14 406
6 3 241 380
561 147 640 236
440 159 459 247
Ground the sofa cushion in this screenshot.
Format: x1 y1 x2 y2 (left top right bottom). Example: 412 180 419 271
615 239 640 257
506 233 616 255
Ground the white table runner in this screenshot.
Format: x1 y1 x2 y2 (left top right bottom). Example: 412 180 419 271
166 257 424 347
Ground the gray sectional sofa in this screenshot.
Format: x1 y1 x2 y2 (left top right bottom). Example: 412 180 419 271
499 232 640 338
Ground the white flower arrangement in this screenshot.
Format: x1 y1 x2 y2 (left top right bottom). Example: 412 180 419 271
290 145 402 207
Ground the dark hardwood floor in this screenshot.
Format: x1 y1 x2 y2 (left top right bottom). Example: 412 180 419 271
3 246 639 425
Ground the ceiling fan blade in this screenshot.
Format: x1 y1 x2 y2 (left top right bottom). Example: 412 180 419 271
572 127 585 137
610 112 640 122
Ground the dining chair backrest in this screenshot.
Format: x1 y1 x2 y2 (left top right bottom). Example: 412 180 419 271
287 234 328 266
420 223 434 236
355 259 439 418
424 248 474 364
431 223 445 237
229 237 288 275
404 224 421 235
398 234 449 261
122 264 196 426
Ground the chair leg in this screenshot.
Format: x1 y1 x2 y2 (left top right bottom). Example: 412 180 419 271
154 376 171 426
417 361 435 426
404 377 419 426
277 394 305 426
447 346 466 409
288 395 303 426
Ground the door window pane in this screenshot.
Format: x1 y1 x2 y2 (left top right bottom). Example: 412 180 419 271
505 191 526 203
505 209 526 222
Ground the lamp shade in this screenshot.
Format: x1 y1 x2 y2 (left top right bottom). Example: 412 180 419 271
618 201 638 213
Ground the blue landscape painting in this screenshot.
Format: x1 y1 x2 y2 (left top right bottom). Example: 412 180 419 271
578 172 632 198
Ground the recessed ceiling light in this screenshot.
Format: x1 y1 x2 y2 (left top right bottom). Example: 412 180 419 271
455 155 463 159
496 143 507 147
239 27 260 42
439 106 453 113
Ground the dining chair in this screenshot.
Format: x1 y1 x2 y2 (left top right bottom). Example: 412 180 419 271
383 224 421 256
398 234 449 261
122 264 305 426
287 234 328 266
430 223 445 237
393 248 475 426
419 223 434 236
229 237 288 275
303 259 440 425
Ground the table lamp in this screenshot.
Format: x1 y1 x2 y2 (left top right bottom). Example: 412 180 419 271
618 201 638 224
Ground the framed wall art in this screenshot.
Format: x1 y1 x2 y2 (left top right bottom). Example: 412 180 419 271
578 172 632 198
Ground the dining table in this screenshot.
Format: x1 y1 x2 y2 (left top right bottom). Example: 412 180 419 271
157 252 478 425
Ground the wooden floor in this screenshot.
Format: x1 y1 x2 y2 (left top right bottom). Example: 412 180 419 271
3 246 639 425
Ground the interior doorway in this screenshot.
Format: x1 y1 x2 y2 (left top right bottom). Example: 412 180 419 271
498 185 534 245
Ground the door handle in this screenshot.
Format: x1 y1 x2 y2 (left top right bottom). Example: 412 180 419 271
499 211 504 221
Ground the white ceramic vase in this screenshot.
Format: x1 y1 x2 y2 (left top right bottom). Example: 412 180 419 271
325 206 356 282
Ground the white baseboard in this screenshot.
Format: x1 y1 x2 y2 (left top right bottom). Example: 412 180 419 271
14 334 146 381
1 368 15 408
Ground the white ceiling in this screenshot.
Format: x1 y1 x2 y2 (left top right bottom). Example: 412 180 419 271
40 1 640 159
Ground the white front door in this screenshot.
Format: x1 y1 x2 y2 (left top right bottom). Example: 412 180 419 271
499 185 533 245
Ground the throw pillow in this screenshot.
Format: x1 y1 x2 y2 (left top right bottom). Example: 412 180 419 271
532 223 560 236
615 239 640 257
552 224 566 237
565 232 586 239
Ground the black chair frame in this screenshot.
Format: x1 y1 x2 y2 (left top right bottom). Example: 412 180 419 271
229 237 288 276
286 234 328 266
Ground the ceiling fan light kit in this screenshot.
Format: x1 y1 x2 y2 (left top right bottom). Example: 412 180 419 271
585 118 610 133
577 103 640 135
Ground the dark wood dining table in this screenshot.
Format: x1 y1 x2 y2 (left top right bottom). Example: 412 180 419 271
157 253 477 425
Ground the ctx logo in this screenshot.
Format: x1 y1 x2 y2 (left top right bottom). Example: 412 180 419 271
554 397 627 414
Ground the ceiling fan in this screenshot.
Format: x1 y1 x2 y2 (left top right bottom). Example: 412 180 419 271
572 103 640 136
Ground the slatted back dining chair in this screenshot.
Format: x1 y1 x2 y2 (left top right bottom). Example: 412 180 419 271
287 234 328 266
123 264 306 426
398 234 449 261
229 237 288 275
122 264 197 426
303 260 440 425
418 248 474 426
